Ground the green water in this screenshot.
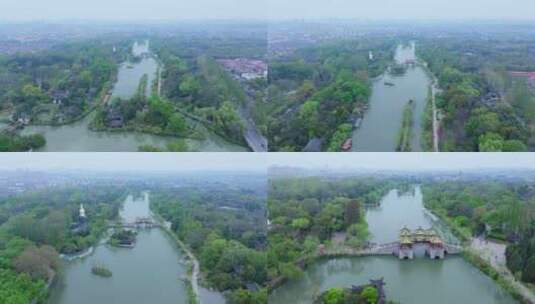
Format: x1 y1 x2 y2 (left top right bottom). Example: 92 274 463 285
352 43 431 151
269 186 518 304
48 193 226 304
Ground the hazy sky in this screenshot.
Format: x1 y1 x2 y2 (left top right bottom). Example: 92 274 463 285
0 0 267 21
268 0 535 20
0 153 533 172
2 0 534 21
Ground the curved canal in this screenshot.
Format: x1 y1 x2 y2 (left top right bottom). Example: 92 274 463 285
268 186 518 304
352 43 431 152
48 193 226 304
23 41 246 152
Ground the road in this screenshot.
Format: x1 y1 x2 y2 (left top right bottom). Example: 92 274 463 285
239 105 268 152
431 84 440 152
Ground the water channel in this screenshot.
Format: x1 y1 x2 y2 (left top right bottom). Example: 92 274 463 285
49 193 226 304
352 43 431 152
22 41 246 152
268 186 518 304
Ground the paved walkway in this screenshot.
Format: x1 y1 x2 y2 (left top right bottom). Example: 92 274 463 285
431 84 440 152
470 237 535 304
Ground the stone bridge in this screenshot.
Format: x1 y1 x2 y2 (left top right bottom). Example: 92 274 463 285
318 227 463 260
109 217 161 229
395 227 462 259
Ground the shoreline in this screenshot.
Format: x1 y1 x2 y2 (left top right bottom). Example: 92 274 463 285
269 187 526 304
150 211 201 304
423 197 535 304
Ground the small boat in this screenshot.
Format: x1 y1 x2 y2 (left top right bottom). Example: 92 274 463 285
341 139 352 152
384 82 395 87
354 118 362 128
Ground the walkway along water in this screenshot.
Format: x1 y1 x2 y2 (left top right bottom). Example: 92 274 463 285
268 186 518 304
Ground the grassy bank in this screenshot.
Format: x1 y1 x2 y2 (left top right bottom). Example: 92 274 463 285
151 212 200 304
396 100 414 151
421 86 434 151
423 197 532 303
463 250 530 304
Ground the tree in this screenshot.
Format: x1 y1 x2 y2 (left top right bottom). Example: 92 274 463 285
166 140 189 152
478 133 504 152
78 70 93 89
166 113 187 135
228 289 266 304
179 75 201 97
12 246 58 281
291 218 310 231
328 124 353 152
522 255 535 282
40 210 68 248
502 140 528 152
21 84 47 107
466 108 500 138
506 245 524 274
299 100 320 138
296 80 316 101
361 286 379 304
344 200 361 226
323 287 345 304
146 95 173 128
138 145 164 152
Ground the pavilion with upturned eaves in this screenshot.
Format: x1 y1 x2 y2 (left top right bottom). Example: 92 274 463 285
398 227 446 260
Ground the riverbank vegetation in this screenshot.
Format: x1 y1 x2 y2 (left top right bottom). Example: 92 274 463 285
150 27 268 147
91 265 112 278
318 287 377 304
396 100 414 151
0 132 45 151
421 86 434 151
422 179 535 288
317 282 398 304
109 230 136 247
417 31 535 151
91 75 196 152
267 38 395 151
463 249 529 304
1 23 268 151
267 176 399 288
0 185 126 303
149 176 267 304
0 38 128 127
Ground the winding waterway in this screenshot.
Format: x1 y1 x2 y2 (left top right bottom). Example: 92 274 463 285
269 186 518 304
22 41 245 152
49 193 226 304
352 43 431 151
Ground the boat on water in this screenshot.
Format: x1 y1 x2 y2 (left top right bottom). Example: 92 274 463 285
384 81 395 87
341 138 352 151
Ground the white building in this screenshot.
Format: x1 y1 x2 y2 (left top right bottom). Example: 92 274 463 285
79 204 86 218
